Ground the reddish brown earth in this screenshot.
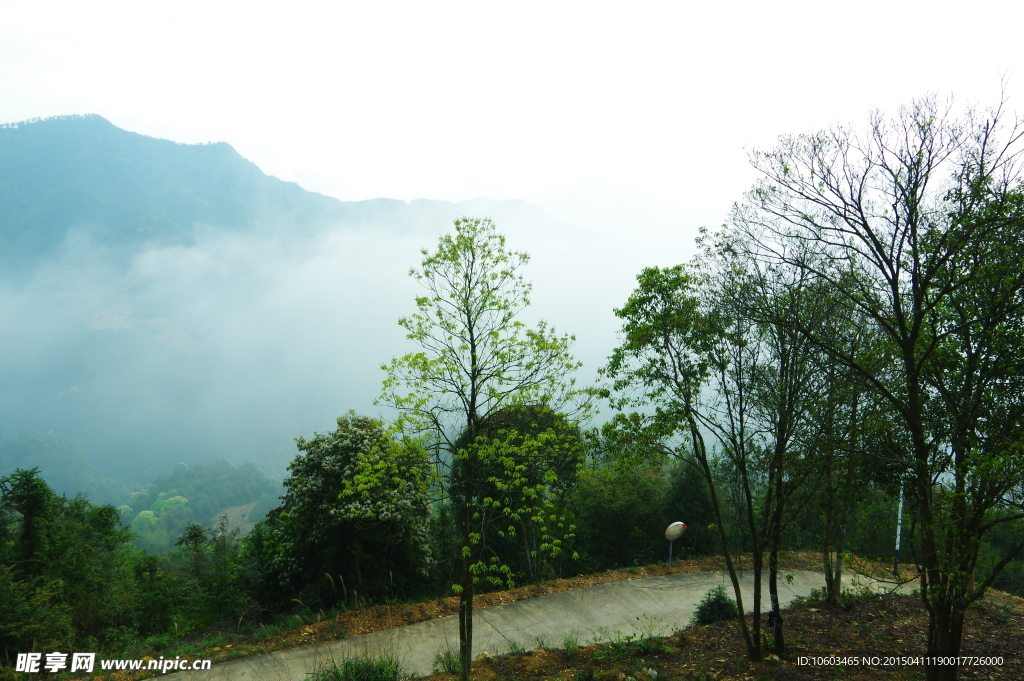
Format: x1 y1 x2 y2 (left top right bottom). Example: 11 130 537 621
99 552 1024 680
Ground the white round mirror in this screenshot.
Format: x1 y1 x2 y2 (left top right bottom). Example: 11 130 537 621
665 521 687 541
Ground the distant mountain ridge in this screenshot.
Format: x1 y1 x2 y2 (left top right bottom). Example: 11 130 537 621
0 114 420 267
0 113 567 487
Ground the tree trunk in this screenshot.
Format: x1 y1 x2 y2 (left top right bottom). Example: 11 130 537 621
831 551 844 601
925 599 966 681
458 448 478 681
750 551 763 661
768 545 784 653
689 423 757 660
458 565 474 681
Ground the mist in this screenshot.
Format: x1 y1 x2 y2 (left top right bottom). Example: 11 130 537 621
0 196 701 492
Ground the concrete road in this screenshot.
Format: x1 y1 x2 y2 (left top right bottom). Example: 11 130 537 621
162 570 906 681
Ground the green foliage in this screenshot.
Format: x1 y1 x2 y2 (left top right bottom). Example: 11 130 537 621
506 638 527 655
567 463 669 572
246 412 433 608
123 460 279 553
603 264 717 435
791 585 877 613
0 467 55 574
664 461 716 556
432 645 460 675
0 567 74 652
309 655 407 681
145 460 279 522
0 468 175 651
592 628 670 663
634 636 672 655
692 585 737 625
41 495 139 638
561 632 580 662
444 404 586 585
377 217 590 680
379 218 586 433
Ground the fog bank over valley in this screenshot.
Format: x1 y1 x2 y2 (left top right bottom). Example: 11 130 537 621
0 115 698 497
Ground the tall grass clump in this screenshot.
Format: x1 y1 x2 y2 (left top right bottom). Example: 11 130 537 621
309 654 406 681
432 644 459 675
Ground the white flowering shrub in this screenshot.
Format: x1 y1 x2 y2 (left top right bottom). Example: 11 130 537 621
253 412 434 606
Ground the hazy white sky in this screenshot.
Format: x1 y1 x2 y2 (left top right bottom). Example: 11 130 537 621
3 0 1021 236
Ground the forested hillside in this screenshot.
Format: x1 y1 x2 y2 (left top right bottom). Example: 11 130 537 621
0 431 128 504
119 460 280 552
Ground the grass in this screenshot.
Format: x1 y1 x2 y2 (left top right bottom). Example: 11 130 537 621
432 644 460 675
256 622 287 641
561 631 580 662
506 638 527 655
308 654 406 681
589 628 670 663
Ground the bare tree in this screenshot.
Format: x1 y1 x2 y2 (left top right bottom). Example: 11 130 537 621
732 94 1024 681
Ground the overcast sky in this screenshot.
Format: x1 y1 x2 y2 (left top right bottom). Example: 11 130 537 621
3 0 1024 484
3 0 1022 237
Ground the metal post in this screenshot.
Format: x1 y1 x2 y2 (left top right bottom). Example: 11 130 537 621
894 483 904 577
664 521 686 568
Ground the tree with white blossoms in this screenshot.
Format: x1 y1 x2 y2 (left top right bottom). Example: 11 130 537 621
254 412 433 607
379 217 588 681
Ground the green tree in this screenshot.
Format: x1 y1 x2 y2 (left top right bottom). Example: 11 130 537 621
250 412 432 608
0 467 55 575
446 404 585 583
733 94 1024 681
604 246 824 659
0 566 73 653
602 265 759 650
567 420 716 571
1 468 141 644
378 217 587 681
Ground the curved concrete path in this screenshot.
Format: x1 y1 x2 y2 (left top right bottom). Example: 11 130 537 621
164 571 908 681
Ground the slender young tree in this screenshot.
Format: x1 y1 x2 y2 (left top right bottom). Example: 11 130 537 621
606 235 823 659
379 217 586 681
604 263 764 659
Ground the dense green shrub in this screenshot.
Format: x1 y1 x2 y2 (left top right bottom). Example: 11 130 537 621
567 463 670 572
244 412 434 608
692 585 737 624
663 460 717 557
40 495 138 638
0 568 74 652
1 469 148 649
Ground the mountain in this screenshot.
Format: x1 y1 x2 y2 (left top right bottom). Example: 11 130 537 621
0 114 441 269
0 114 580 490
0 431 130 504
